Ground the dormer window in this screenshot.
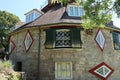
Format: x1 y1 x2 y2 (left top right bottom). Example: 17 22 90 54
67 5 85 17
25 9 43 23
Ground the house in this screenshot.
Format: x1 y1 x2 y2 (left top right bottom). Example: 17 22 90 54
9 0 120 80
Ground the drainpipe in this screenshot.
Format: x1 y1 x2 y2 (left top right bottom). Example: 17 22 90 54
37 28 41 80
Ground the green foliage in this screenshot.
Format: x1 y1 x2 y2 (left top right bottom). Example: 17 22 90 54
114 0 120 17
52 0 70 5
52 0 113 29
81 0 112 29
9 73 20 80
0 61 21 80
0 11 20 49
0 60 13 68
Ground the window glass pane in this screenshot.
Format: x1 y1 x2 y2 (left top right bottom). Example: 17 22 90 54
55 62 72 79
66 63 71 77
28 15 31 22
57 63 62 78
118 35 120 42
26 15 28 23
69 7 74 16
31 13 34 21
74 7 79 16
112 32 120 50
79 7 82 16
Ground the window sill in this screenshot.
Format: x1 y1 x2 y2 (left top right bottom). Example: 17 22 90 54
45 47 82 49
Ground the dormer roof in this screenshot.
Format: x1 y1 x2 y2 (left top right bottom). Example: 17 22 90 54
24 9 44 15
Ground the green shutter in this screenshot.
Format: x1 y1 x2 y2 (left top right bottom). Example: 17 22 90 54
71 28 82 48
45 29 55 48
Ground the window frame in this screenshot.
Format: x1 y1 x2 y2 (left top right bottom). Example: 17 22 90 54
55 29 72 48
55 62 72 79
112 31 120 50
67 5 85 17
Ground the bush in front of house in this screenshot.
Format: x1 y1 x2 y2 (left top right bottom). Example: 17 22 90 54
0 61 21 80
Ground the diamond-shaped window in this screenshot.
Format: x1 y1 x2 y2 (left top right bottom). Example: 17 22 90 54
9 40 16 54
95 29 105 51
95 65 111 78
89 62 114 80
24 30 34 52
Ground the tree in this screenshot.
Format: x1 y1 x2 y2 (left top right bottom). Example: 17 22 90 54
52 0 118 29
114 0 120 17
0 11 20 51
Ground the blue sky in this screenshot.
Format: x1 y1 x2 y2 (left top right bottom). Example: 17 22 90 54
0 0 120 28
0 0 46 22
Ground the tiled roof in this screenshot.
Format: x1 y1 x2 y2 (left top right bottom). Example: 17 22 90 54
14 4 120 32
106 21 120 30
25 4 82 27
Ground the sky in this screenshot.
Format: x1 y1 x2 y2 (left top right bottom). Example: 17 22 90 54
0 0 46 22
0 0 120 28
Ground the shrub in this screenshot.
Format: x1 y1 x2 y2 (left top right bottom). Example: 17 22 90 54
0 60 21 80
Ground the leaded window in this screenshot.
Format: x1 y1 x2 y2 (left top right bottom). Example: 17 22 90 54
67 5 85 17
55 29 71 47
45 28 82 49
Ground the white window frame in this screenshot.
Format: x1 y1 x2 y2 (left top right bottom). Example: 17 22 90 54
25 11 41 23
94 65 111 78
67 5 85 17
55 62 72 79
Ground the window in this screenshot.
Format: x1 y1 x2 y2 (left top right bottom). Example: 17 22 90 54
67 5 85 17
112 32 120 50
55 29 71 47
95 65 111 78
26 12 40 23
15 62 22 71
55 62 72 79
45 28 82 48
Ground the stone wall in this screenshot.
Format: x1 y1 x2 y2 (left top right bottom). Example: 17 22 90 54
10 28 39 80
10 27 120 80
40 28 120 80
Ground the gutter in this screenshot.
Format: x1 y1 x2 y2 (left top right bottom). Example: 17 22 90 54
37 28 41 80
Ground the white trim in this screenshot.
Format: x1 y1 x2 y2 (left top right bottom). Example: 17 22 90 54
67 5 85 17
94 65 111 78
118 34 120 43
